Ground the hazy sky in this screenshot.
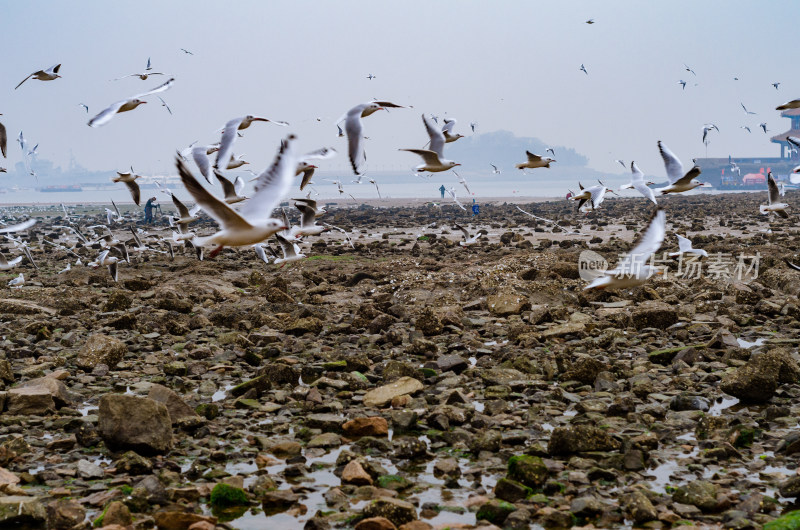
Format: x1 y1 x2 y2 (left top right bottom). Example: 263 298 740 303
3 1 799 181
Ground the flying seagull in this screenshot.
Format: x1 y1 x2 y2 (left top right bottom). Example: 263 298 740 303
400 114 461 173
657 141 702 194
741 102 756 115
760 172 789 218
88 77 175 127
215 115 289 170
175 134 296 257
15 64 61 90
580 64 588 75
584 209 666 290
339 99 406 175
516 151 555 170
668 234 708 258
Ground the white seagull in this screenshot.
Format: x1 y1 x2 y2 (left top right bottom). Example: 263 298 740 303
88 78 175 127
339 100 405 175
668 234 708 258
442 119 464 143
625 161 657 204
214 115 289 170
490 164 501 175
292 201 329 237
400 114 461 173
112 168 141 205
88 250 121 282
584 209 666 290
0 253 23 270
274 233 305 267
760 172 789 218
516 151 555 170
7 273 24 288
175 134 296 257
657 141 702 195
15 64 61 90
454 223 481 247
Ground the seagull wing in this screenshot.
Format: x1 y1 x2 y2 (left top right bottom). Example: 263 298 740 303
238 134 297 226
275 233 297 258
171 194 190 218
400 149 443 166
15 71 38 90
0 219 36 233
589 186 607 209
295 202 316 228
234 175 245 196
299 166 315 190
768 173 780 205
133 77 175 99
253 244 270 264
301 147 337 161
633 181 657 205
454 223 470 240
423 114 445 157
442 118 457 134
787 136 800 150
176 157 252 231
526 151 543 163
215 116 244 170
630 162 644 184
191 146 212 182
0 121 6 158
657 141 685 184
345 106 366 175
675 234 692 253
124 180 141 206
674 166 701 187
615 209 666 274
88 99 129 128
215 171 237 200
371 100 405 108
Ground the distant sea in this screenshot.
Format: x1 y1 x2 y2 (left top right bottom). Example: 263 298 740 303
0 175 764 206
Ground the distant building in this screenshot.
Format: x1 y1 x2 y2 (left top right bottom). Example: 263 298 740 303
694 108 797 188
770 108 800 159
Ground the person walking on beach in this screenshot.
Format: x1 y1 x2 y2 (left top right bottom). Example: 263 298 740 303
472 198 480 216
439 184 446 199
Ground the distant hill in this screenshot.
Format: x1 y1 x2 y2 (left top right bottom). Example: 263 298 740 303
446 129 589 172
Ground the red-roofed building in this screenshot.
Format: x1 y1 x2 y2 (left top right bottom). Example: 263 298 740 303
742 172 766 185
770 108 800 158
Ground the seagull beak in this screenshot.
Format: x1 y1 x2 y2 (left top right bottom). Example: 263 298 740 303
310 165 318 169
454 164 462 167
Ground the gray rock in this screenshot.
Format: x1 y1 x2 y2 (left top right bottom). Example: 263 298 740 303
146 383 199 424
363 377 423 408
720 348 800 402
548 425 621 455
436 354 468 374
624 490 657 523
0 496 46 526
98 394 173 455
6 387 55 415
76 459 104 479
76 333 127 370
672 480 718 511
361 497 417 527
631 301 678 330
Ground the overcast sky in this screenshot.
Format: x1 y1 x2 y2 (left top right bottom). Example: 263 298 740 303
3 0 798 180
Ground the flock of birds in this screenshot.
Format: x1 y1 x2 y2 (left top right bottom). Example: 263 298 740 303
2 47 800 292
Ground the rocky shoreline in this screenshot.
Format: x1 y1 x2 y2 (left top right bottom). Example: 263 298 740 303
0 192 799 529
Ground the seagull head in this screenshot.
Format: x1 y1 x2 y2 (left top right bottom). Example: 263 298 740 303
362 103 384 117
